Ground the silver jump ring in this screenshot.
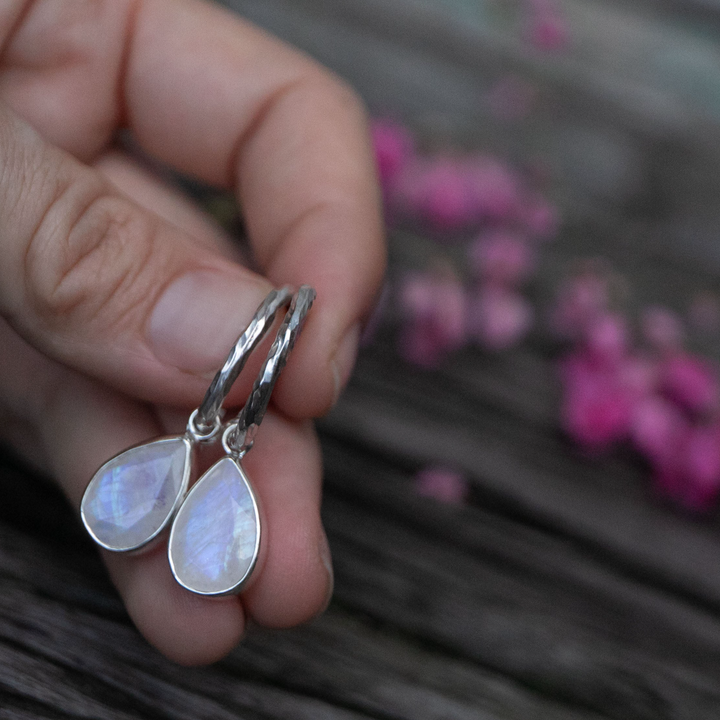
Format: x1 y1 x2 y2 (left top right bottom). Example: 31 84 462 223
222 285 316 458
188 286 293 441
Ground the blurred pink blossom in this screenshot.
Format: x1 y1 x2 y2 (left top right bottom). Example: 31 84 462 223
392 157 474 231
467 286 533 350
527 14 568 52
630 394 687 467
463 156 522 223
551 270 609 340
371 119 415 188
524 0 569 52
555 264 720 512
398 270 466 367
415 466 469 504
653 423 720 513
560 359 633 452
584 313 628 367
617 353 659 398
641 306 684 353
522 194 559 241
468 231 536 286
559 347 661 454
660 353 719 416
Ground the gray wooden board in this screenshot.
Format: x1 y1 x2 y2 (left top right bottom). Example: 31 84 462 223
3 0 720 717
4 406 720 718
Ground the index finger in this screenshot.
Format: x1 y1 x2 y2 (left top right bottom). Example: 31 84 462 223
126 0 385 416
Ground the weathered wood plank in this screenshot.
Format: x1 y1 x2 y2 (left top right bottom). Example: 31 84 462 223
323 473 720 718
0 496 601 720
4 425 720 719
322 343 720 610
222 0 720 271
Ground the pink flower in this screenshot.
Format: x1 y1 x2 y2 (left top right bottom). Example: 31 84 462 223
553 261 720 512
524 0 569 52
468 231 535 286
387 151 524 232
630 394 687 467
522 194 559 241
685 425 720 495
640 306 684 353
415 466 469 504
398 271 466 367
584 313 629 367
393 158 475 232
653 423 720 513
617 353 659 399
558 350 600 390
371 119 415 189
561 350 654 402
559 349 647 453
527 14 569 52
550 271 609 340
561 370 632 452
467 286 533 350
660 353 719 415
463 156 521 223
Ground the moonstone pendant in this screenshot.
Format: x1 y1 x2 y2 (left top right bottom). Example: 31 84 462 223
168 457 261 596
81 437 192 553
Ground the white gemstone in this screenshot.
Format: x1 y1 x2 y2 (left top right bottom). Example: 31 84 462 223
169 457 260 595
81 437 191 552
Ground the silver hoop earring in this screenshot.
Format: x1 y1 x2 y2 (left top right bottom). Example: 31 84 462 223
80 287 293 554
168 285 316 596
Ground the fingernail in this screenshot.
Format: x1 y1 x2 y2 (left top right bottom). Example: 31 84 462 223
331 323 360 406
148 270 271 372
319 530 334 611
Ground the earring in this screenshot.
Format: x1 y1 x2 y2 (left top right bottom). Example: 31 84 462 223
80 286 293 553
168 285 316 596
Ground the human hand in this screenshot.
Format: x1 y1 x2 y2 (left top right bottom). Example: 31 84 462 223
0 0 384 664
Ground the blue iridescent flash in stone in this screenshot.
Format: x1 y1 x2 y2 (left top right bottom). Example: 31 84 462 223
169 457 260 595
81 437 190 552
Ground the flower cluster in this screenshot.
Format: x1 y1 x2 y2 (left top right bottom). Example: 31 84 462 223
371 118 562 504
371 118 559 368
555 266 720 512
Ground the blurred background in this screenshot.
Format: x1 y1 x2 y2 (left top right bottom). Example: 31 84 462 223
5 0 720 718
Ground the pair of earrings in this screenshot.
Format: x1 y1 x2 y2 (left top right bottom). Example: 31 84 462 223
80 285 315 596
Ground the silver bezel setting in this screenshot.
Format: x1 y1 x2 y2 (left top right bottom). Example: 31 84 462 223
167 457 262 597
80 435 193 554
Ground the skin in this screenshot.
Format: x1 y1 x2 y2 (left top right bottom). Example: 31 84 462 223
0 0 385 665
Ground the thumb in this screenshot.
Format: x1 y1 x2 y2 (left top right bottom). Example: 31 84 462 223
0 103 275 407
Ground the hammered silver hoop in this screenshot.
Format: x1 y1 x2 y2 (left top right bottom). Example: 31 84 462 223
188 286 293 441
222 285 317 459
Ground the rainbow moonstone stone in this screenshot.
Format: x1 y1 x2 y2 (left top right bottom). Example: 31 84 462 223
81 436 191 552
168 457 260 596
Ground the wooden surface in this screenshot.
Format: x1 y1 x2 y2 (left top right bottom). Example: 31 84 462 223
4 0 720 717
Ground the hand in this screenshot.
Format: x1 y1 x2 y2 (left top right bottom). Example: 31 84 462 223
0 0 385 664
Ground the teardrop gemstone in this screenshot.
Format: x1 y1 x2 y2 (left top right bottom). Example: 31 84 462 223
81 436 191 552
169 457 261 596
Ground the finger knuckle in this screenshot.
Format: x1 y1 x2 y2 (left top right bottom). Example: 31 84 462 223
25 181 157 332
